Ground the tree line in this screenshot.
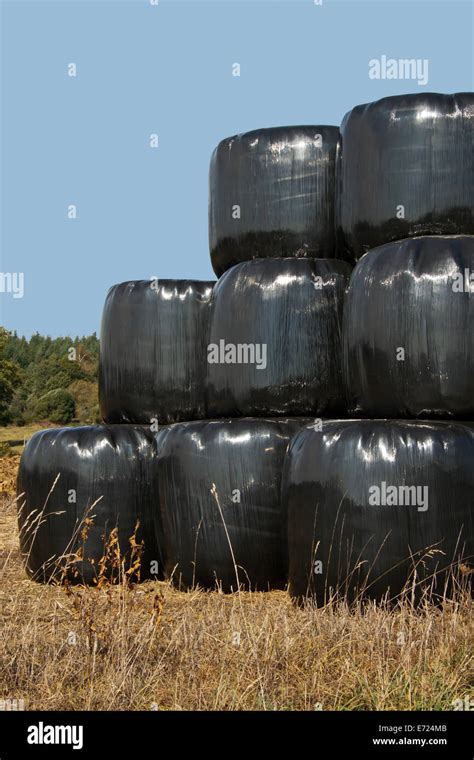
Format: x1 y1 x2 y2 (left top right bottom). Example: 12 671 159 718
0 327 99 426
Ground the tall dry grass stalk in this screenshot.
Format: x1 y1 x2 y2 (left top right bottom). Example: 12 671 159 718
0 456 472 711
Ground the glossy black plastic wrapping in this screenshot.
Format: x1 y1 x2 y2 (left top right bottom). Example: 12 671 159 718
17 426 165 583
154 418 311 591
99 279 215 425
343 236 474 418
336 93 474 261
209 126 340 276
207 258 352 417
285 420 474 604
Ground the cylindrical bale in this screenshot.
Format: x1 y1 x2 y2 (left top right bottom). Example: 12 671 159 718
285 420 474 604
343 235 474 418
207 258 352 417
99 279 215 425
155 418 310 591
209 126 340 276
17 425 165 583
336 92 474 261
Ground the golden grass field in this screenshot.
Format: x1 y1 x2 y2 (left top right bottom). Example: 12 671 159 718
0 424 55 455
0 454 473 711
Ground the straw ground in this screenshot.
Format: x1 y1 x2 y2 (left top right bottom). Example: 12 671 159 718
0 456 472 711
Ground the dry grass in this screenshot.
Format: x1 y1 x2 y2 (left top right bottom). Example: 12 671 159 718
0 461 473 711
0 454 21 497
0 424 52 455
0 423 48 444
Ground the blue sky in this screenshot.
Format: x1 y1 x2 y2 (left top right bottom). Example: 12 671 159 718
1 0 472 337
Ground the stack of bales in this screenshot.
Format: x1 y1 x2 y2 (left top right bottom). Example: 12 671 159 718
162 126 351 590
17 92 474 603
17 279 216 584
286 93 474 604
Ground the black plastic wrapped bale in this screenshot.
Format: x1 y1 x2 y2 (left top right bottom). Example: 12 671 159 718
16 426 165 584
207 258 352 417
209 126 340 276
343 236 474 418
99 279 215 424
285 420 474 604
336 92 474 261
155 418 310 591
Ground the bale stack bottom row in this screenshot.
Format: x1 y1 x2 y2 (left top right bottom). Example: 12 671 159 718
17 418 474 601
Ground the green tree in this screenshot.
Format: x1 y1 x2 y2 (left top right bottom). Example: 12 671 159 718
69 379 100 423
0 328 21 424
34 389 76 424
3 331 99 424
